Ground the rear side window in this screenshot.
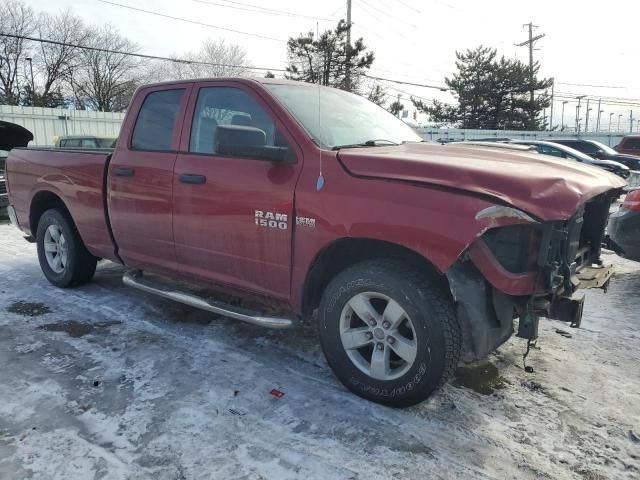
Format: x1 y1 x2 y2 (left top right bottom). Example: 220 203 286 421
131 89 184 151
623 138 640 150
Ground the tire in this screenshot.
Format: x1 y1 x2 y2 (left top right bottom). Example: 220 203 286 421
318 260 461 407
36 209 97 288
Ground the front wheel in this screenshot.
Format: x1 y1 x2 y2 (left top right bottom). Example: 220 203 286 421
36 209 97 288
318 260 461 407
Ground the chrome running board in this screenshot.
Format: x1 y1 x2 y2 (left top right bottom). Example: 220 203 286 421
122 270 294 329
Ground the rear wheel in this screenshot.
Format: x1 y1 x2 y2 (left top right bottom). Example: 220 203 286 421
36 209 97 288
318 260 461 407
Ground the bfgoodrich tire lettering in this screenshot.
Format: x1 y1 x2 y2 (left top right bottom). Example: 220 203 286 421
318 260 461 407
36 209 97 288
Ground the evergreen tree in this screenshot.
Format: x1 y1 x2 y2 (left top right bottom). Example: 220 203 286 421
414 46 552 130
285 20 374 93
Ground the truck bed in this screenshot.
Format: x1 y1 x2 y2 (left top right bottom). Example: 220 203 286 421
6 148 117 261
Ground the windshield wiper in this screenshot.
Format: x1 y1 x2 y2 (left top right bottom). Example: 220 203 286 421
332 139 399 150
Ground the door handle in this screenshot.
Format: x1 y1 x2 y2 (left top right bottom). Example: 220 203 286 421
112 167 135 177
179 174 207 184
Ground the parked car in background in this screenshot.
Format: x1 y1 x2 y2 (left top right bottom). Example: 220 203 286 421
615 135 640 157
54 135 116 149
508 140 630 179
551 138 640 171
608 189 640 262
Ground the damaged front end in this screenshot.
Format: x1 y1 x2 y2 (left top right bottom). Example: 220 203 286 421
447 190 619 361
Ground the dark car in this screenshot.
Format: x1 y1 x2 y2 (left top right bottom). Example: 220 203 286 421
509 140 630 179
615 135 640 157
0 121 34 213
0 150 7 210
608 189 640 261
551 138 640 171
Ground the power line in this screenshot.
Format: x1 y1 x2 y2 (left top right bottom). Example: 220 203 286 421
363 74 448 91
394 0 422 14
352 0 420 44
0 32 288 72
358 0 419 30
556 81 626 89
0 32 453 91
193 0 338 21
97 0 285 42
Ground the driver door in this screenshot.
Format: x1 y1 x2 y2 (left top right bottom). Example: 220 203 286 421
172 82 302 299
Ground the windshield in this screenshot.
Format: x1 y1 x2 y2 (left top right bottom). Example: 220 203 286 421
589 140 617 155
265 83 422 149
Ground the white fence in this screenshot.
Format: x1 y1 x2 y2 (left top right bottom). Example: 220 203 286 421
0 105 125 146
415 128 628 147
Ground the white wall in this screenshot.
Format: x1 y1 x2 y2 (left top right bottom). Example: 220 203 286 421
0 105 125 146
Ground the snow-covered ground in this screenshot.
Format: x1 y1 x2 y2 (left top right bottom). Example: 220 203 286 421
0 221 638 480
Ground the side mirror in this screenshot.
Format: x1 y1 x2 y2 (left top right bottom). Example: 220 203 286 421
595 149 605 158
215 125 295 163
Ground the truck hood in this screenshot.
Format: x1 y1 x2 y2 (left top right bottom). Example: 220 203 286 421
337 142 626 221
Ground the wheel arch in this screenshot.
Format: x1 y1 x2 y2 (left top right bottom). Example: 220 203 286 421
299 237 451 319
29 190 74 235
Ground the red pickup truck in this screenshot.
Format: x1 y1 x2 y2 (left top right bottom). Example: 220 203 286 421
5 78 625 406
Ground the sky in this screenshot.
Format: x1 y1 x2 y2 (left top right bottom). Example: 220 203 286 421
20 0 640 130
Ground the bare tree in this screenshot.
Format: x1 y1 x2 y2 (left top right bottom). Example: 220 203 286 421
70 25 141 112
146 39 252 82
27 10 89 107
0 0 35 105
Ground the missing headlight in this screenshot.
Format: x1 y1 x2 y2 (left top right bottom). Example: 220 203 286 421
481 225 542 274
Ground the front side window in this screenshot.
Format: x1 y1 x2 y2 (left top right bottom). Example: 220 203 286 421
190 86 292 161
131 89 185 151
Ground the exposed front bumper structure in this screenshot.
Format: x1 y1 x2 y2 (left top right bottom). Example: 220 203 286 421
448 190 620 360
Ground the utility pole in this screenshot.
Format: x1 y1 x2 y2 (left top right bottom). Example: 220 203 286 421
515 23 545 128
25 56 34 105
345 0 352 91
561 100 568 130
549 78 554 130
630 110 634 134
575 95 586 132
595 99 602 132
584 99 591 133
609 112 614 133
618 114 623 132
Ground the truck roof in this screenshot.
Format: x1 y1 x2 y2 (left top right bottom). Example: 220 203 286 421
137 77 336 90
